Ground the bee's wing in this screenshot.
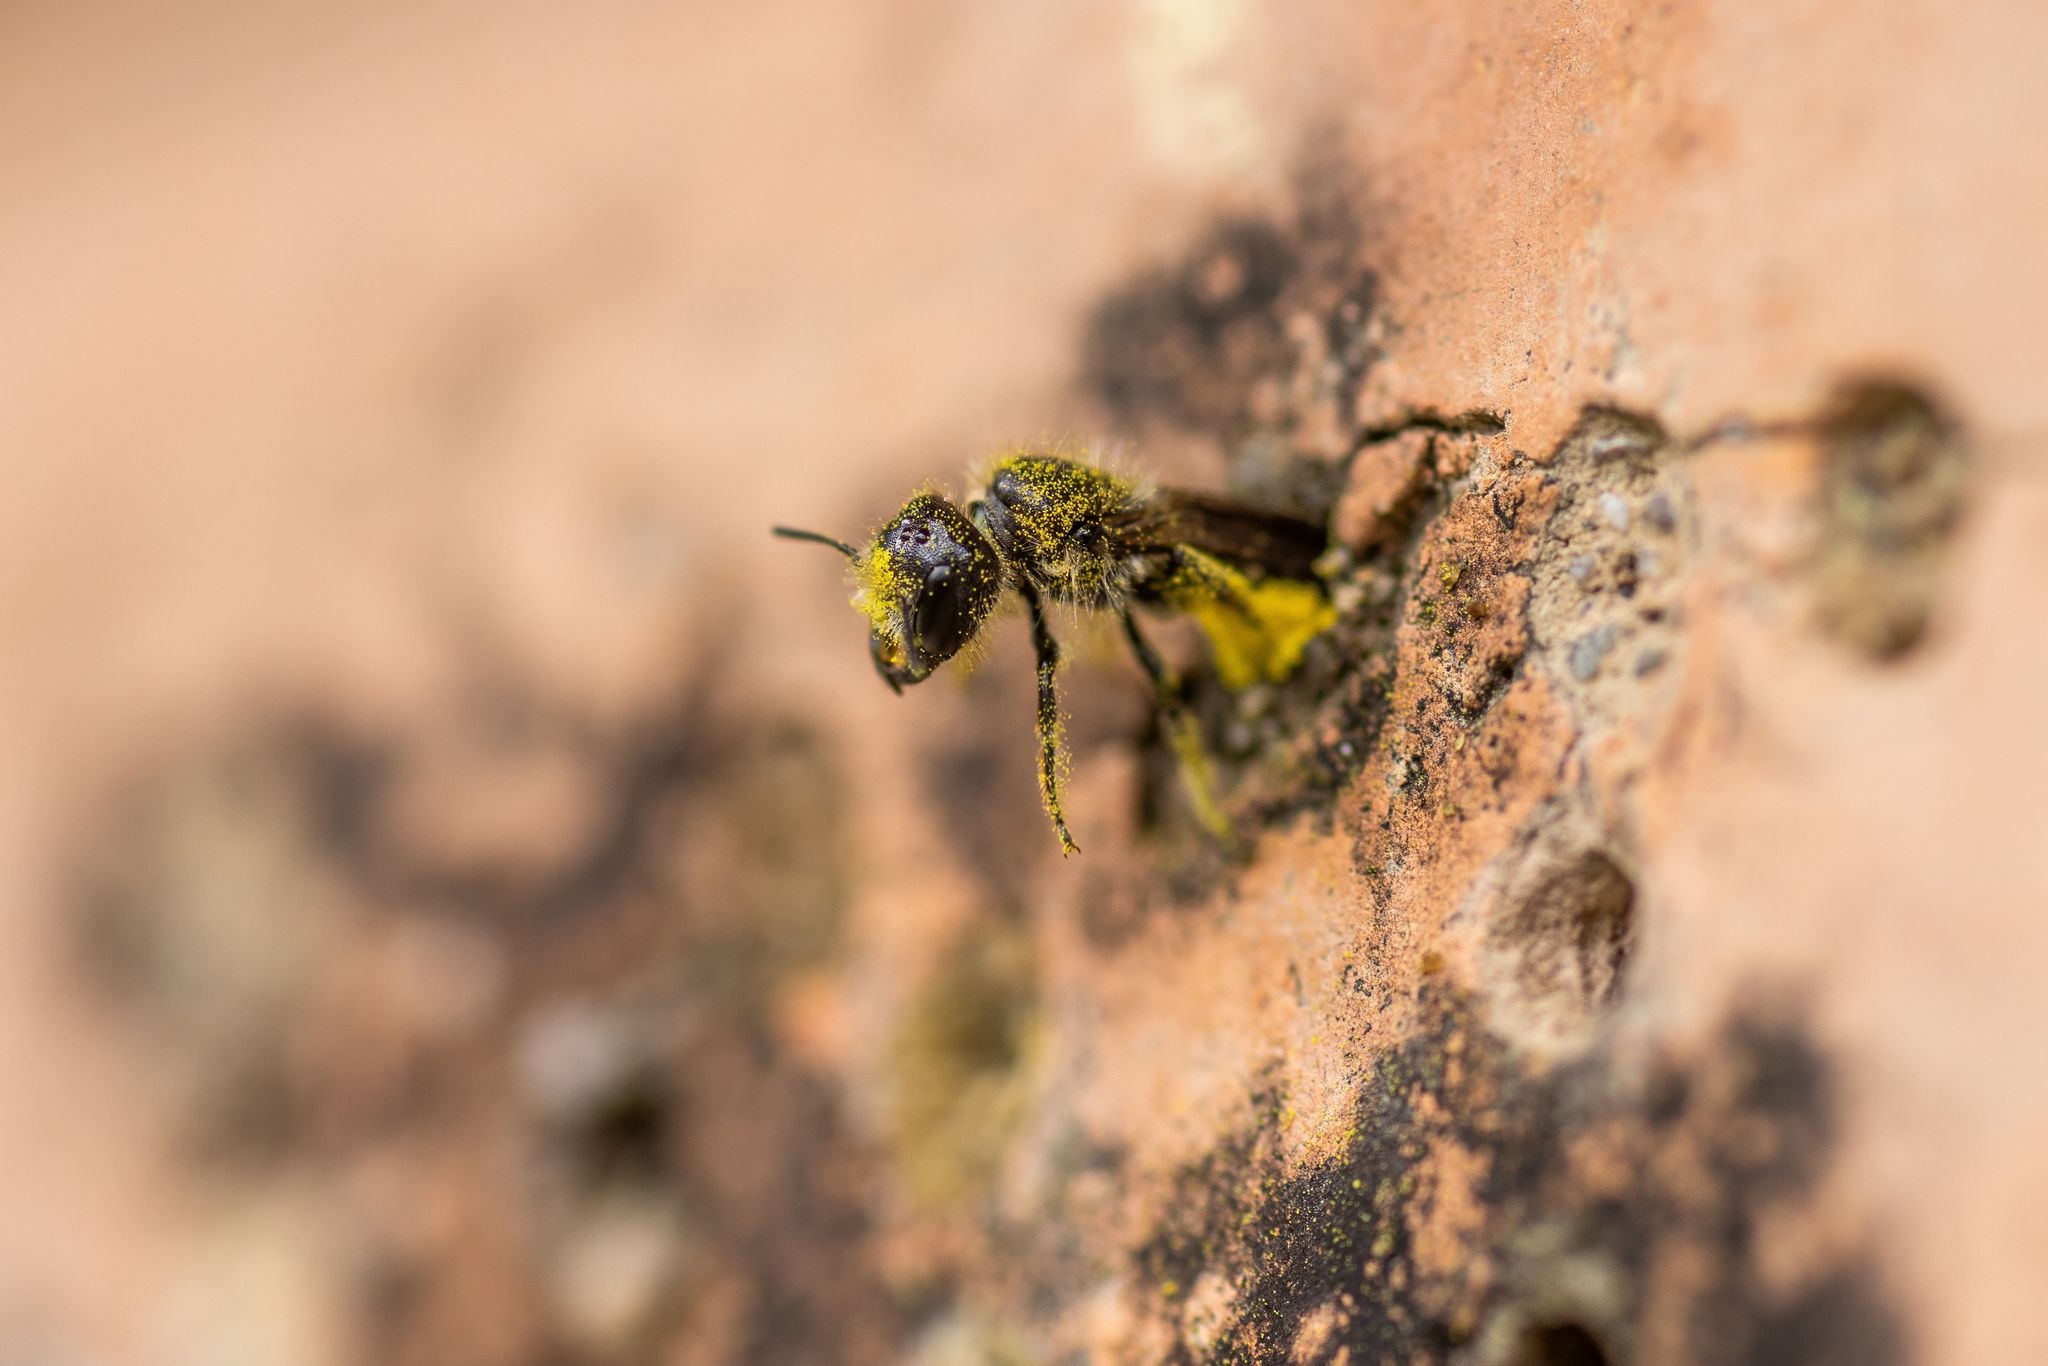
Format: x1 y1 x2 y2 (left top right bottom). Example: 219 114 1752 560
1132 488 1329 580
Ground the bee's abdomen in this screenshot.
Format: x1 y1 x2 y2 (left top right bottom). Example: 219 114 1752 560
1154 489 1329 580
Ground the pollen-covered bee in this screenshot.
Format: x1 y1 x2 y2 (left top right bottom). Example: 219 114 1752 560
774 452 1336 855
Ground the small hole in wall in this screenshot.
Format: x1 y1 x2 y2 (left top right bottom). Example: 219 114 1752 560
1513 1319 1611 1366
1812 379 1969 660
1484 848 1636 1043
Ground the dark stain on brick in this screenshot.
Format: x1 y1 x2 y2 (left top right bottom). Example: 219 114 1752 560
1128 995 1914 1365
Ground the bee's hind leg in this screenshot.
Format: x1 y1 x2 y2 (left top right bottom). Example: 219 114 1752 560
1119 609 1233 844
1022 584 1081 856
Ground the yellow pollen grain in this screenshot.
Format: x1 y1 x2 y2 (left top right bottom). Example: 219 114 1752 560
852 544 915 640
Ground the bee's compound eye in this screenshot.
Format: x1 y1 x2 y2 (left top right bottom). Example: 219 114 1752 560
912 564 967 664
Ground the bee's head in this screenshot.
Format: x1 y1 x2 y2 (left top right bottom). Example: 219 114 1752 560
774 493 1003 693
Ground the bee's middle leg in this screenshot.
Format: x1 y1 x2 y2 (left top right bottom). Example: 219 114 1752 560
1023 584 1080 856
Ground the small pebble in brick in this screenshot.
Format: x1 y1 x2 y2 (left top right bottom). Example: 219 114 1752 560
1569 625 1619 681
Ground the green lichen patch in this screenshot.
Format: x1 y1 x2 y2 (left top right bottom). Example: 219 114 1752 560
888 919 1041 1208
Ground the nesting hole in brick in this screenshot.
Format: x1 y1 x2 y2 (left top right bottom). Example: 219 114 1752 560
1484 848 1635 1043
1512 1319 1611 1366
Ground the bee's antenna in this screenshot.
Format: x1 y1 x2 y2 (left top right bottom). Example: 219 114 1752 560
772 526 860 560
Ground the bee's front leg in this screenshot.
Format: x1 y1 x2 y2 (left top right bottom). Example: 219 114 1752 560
1020 582 1080 856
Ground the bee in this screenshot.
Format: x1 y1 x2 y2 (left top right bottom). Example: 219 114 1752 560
774 452 1336 855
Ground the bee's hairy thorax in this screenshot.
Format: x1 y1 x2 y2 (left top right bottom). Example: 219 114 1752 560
969 455 1153 608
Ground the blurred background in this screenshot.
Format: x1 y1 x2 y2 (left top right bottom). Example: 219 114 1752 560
1 6 1270 1361
3 2 2045 1363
